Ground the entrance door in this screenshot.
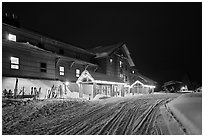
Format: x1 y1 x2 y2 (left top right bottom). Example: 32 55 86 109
82 84 93 100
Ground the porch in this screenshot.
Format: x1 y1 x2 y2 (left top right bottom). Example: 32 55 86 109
76 70 126 99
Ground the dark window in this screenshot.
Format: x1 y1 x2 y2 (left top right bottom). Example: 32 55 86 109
40 63 47 72
120 68 123 74
125 76 128 82
59 49 64 55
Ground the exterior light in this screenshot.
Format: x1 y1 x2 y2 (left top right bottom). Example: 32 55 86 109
65 81 69 86
110 59 113 63
8 33 16 41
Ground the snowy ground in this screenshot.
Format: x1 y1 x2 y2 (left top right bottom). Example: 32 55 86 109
2 93 181 135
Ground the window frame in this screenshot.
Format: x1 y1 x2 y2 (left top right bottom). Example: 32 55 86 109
10 56 19 69
59 66 65 76
76 69 80 77
40 62 47 73
119 60 122 68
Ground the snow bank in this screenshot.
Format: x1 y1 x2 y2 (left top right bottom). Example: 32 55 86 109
93 94 111 100
63 90 79 99
167 93 202 135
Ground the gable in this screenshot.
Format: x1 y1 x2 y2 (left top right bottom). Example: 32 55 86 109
89 42 135 67
76 70 94 84
112 44 135 67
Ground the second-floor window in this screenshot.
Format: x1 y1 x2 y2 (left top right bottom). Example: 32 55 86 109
124 75 128 82
76 69 80 77
10 57 19 69
40 63 47 72
125 65 128 70
59 66 64 75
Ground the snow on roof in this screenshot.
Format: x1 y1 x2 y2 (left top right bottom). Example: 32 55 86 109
89 42 135 66
130 72 156 86
3 39 54 54
77 70 125 84
89 42 123 57
163 81 182 87
3 40 98 67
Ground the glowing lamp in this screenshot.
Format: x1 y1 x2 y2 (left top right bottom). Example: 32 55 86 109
65 81 69 86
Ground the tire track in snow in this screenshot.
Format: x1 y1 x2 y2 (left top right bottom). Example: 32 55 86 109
132 99 165 134
3 94 180 135
50 101 127 134
66 102 127 135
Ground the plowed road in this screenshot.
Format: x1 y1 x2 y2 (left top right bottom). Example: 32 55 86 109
2 93 180 135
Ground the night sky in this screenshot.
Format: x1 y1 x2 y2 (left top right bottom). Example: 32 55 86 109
3 2 202 88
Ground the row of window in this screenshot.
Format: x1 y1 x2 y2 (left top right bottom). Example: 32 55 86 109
10 56 81 77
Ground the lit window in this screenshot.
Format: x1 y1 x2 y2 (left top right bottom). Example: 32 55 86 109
8 33 16 41
110 59 113 63
59 66 64 76
120 73 123 78
10 57 19 69
107 86 110 95
119 61 122 67
76 69 80 77
40 63 47 72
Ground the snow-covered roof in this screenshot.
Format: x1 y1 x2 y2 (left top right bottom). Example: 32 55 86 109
89 42 135 66
77 70 125 84
130 72 156 87
90 42 122 56
162 81 182 87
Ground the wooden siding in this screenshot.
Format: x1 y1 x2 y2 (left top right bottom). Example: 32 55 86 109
56 60 85 82
106 49 131 83
95 58 107 74
3 42 56 80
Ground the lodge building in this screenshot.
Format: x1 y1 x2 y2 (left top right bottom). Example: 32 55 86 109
2 22 156 99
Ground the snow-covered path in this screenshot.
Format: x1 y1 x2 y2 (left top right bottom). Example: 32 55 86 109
3 93 180 135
